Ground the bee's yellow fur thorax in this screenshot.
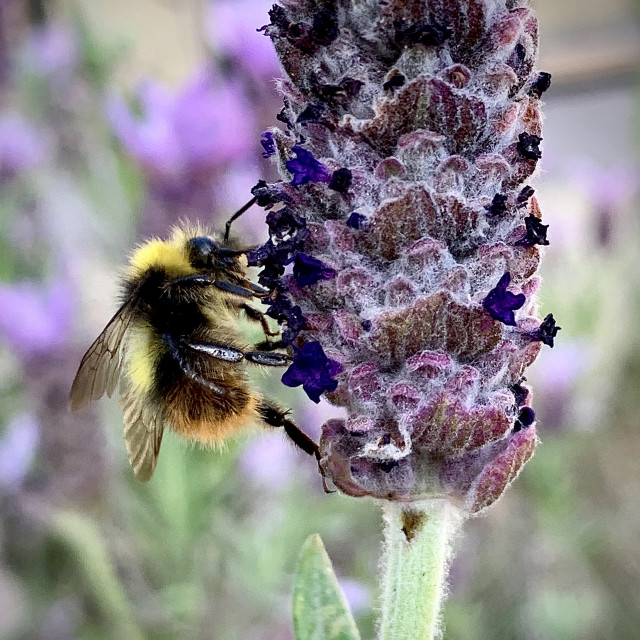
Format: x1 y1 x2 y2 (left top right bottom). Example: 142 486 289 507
127 225 217 278
127 238 194 278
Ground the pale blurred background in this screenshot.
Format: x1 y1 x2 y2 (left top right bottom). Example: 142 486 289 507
0 0 638 638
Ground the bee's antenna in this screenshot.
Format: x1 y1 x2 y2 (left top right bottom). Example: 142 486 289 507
224 197 258 243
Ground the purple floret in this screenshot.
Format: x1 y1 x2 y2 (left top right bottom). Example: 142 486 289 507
260 131 276 158
329 168 352 193
531 313 560 347
281 341 343 403
482 273 526 326
288 253 336 287
517 132 542 161
346 212 367 229
285 146 331 186
515 215 549 248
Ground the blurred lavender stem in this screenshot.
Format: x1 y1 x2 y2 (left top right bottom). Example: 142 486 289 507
379 501 462 640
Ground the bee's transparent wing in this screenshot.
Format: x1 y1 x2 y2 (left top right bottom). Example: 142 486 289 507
70 296 138 411
119 380 165 482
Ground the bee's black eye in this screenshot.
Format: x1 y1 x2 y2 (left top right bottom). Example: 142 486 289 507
187 236 218 269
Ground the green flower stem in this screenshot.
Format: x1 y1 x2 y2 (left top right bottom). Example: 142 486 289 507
378 500 462 640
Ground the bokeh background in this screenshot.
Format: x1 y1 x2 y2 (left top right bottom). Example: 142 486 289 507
0 0 638 638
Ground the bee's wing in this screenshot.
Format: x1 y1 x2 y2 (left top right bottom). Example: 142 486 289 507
70 295 138 411
119 383 165 482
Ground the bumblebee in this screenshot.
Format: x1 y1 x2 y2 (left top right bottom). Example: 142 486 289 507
70 214 320 481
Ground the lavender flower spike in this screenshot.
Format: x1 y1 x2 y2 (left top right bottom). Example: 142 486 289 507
255 0 554 635
258 0 549 512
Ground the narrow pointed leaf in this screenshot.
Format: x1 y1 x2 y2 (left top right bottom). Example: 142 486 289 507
293 534 361 640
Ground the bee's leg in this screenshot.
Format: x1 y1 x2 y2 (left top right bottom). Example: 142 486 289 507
257 400 335 494
224 196 257 243
251 339 288 352
212 280 257 298
166 274 264 301
239 302 280 339
244 351 290 366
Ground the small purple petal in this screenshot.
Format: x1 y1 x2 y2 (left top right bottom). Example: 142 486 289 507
518 407 535 427
515 215 549 248
285 146 331 186
485 193 508 218
281 342 343 403
328 168 352 193
260 131 276 158
517 132 542 161
529 71 551 98
531 313 560 347
346 212 367 229
482 273 526 326
288 253 336 287
310 10 340 47
281 305 308 344
516 185 535 207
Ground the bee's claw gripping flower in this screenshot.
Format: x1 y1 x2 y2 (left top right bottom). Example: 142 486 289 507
254 0 554 513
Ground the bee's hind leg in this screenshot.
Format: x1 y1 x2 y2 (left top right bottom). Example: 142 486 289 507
257 400 335 494
239 303 280 340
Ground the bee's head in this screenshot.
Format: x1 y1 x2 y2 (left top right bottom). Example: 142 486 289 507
187 236 242 272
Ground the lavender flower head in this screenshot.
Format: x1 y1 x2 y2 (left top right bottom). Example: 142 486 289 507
108 69 254 180
254 0 556 514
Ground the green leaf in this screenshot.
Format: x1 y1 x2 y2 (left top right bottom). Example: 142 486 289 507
48 510 144 640
293 534 361 640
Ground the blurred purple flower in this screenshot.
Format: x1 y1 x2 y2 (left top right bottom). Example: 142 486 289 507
338 578 371 615
570 160 637 212
28 24 77 76
239 432 295 488
0 113 47 178
569 159 638 245
0 280 74 358
0 412 39 490
532 340 588 430
206 0 281 78
108 68 255 180
301 398 346 442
